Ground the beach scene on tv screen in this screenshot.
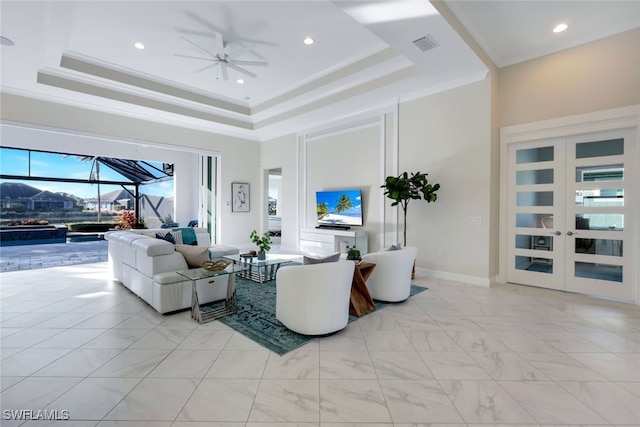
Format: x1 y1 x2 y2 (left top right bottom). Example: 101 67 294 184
316 189 362 226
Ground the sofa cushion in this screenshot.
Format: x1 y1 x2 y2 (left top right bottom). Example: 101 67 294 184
385 243 402 251
175 244 210 268
117 232 150 246
209 245 240 259
303 252 341 265
153 270 187 285
132 237 175 256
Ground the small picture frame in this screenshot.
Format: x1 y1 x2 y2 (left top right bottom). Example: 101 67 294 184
232 182 250 212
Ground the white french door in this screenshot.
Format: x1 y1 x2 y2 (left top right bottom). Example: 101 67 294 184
507 128 636 301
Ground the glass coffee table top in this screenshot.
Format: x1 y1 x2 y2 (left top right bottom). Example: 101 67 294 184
223 254 289 283
224 254 287 266
176 264 247 281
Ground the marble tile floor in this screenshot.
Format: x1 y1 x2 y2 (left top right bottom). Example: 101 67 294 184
1 261 640 426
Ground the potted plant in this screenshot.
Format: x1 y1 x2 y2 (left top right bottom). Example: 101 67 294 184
346 247 362 263
382 171 440 278
381 171 440 247
250 230 272 260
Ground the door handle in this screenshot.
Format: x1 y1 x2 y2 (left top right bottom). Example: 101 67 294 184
567 231 574 236
552 231 561 236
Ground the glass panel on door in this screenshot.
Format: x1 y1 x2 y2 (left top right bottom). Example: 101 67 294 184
516 191 553 207
575 213 624 232
575 238 622 256
576 164 624 182
516 169 554 185
516 146 554 163
575 262 622 282
575 139 623 158
515 255 553 274
576 188 624 207
516 213 555 228
515 234 554 250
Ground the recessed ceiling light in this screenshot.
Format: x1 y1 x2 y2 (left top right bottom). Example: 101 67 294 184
134 42 145 50
236 78 245 84
553 23 568 33
1 36 15 46
303 37 314 45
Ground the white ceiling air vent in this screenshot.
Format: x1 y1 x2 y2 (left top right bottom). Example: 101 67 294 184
412 35 438 52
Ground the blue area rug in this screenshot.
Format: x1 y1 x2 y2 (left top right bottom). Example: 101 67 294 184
208 267 428 355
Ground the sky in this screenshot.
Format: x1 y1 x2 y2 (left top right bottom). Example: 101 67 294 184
316 189 362 214
0 148 174 199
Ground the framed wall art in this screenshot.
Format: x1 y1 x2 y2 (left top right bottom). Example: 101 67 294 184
232 182 250 212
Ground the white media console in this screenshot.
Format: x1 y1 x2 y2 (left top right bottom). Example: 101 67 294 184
299 227 368 255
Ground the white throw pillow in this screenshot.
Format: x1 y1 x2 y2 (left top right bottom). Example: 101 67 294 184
303 252 341 265
175 244 209 268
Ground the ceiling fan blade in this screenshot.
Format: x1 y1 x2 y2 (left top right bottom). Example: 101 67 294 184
195 63 219 73
173 53 217 62
214 31 225 55
181 36 216 58
227 43 253 58
231 60 268 67
184 10 224 35
226 62 257 78
220 63 229 81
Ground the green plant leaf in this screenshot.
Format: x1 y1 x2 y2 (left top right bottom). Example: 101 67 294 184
380 170 440 246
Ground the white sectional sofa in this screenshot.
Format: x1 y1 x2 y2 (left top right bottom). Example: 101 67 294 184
105 227 239 314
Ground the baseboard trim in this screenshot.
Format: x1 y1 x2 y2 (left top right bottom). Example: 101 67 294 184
416 267 491 287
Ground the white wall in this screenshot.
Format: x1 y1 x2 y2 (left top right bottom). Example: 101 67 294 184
498 28 640 128
303 120 385 251
261 78 494 284
399 79 493 283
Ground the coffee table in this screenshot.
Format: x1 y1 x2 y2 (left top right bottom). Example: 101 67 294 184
177 264 248 323
224 254 289 283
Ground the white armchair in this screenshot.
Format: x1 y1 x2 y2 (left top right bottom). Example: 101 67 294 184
361 246 417 302
276 261 355 335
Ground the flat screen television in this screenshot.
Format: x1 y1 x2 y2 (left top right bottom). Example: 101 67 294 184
316 188 363 227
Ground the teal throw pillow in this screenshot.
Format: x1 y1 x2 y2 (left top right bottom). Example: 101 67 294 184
173 227 197 245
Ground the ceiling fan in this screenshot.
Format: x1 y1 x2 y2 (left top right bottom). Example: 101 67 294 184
174 31 268 81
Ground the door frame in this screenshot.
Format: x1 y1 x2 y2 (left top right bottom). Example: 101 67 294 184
499 105 640 304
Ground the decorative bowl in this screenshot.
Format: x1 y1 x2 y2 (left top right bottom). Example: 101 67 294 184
202 259 231 272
